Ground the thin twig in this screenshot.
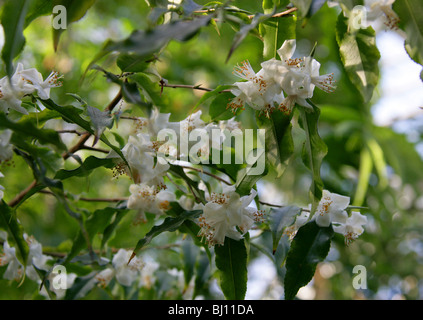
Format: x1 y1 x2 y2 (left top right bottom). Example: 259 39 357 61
193 7 297 19
178 165 232 185
57 130 85 136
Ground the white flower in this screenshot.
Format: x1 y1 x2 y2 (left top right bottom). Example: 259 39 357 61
112 249 144 287
135 107 176 139
228 60 283 117
24 235 53 281
18 68 63 100
284 210 310 240
0 63 35 114
0 129 13 162
121 133 170 185
333 211 367 245
0 235 52 282
314 190 350 227
364 0 399 30
261 39 336 114
127 183 176 216
0 241 24 281
197 185 264 246
94 268 115 288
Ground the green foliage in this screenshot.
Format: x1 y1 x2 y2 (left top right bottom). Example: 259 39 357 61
284 221 334 300
215 237 248 300
0 0 422 302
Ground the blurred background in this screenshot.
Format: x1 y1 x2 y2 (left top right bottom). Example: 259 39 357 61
0 0 422 299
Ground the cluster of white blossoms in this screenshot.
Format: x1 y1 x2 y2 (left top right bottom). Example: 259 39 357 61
121 107 241 220
196 184 264 246
228 39 336 118
0 232 52 282
0 63 62 115
285 190 367 245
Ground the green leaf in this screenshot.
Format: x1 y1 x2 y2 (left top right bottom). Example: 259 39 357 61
257 111 294 178
65 207 124 264
353 147 372 207
215 237 248 300
235 148 267 197
86 15 211 74
260 0 296 60
1 0 29 77
181 236 200 288
393 0 423 80
52 0 96 51
335 13 380 102
291 0 312 19
24 0 53 28
54 156 115 180
226 12 274 62
298 103 328 206
38 99 129 172
116 53 152 73
0 112 67 152
269 206 302 254
0 200 30 268
129 209 202 261
284 221 334 300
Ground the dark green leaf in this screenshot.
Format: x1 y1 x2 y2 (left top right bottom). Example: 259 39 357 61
54 156 115 180
269 206 302 253
298 103 328 207
1 0 29 77
335 13 380 102
130 209 202 261
215 237 248 300
0 200 30 268
86 15 211 73
393 0 423 80
284 221 334 300
257 111 294 178
0 112 66 152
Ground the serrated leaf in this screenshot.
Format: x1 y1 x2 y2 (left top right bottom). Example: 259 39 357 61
260 0 296 60
86 15 212 74
65 207 125 264
0 200 30 268
54 156 115 180
215 237 248 300
298 103 328 207
257 111 294 178
226 12 274 62
1 0 29 77
269 206 302 253
0 112 67 152
284 221 334 300
129 209 202 261
335 13 380 102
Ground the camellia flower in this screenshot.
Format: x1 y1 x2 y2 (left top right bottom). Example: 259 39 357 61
333 211 367 245
284 210 310 240
197 184 264 246
112 249 145 287
0 64 34 114
121 132 169 185
262 39 336 114
0 63 62 114
0 234 51 281
228 60 284 117
364 0 399 30
127 183 176 221
314 189 350 227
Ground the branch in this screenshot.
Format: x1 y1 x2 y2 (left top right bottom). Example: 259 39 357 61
193 7 297 19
